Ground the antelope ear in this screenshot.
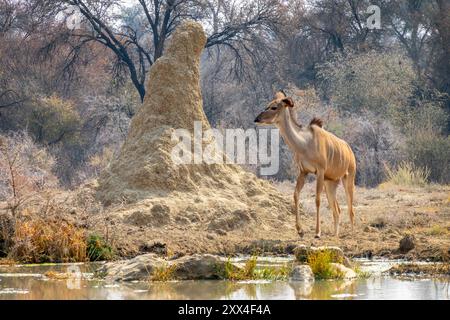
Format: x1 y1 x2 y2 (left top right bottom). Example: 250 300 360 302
274 90 287 99
282 97 294 108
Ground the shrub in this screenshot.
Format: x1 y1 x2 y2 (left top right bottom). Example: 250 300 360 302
27 95 81 145
221 256 258 281
405 130 450 184
9 217 86 263
307 250 344 280
219 256 291 281
384 161 430 187
0 132 57 216
317 50 416 115
150 263 178 281
86 234 114 261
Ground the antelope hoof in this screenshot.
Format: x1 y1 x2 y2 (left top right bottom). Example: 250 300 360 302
298 230 304 238
314 234 321 239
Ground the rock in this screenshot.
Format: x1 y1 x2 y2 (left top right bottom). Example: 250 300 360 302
330 263 357 279
289 265 314 282
364 225 377 233
172 254 225 280
97 253 235 281
98 253 167 282
293 245 352 268
399 234 415 253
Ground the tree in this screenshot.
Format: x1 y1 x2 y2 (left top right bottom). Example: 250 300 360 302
32 0 282 102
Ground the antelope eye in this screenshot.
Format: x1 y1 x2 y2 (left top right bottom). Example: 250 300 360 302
271 106 278 110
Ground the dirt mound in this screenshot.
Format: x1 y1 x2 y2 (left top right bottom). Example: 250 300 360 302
95 20 293 243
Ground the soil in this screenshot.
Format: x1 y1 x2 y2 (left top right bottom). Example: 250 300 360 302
85 181 449 262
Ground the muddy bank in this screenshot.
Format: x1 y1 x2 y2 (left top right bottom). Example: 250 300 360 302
98 183 449 262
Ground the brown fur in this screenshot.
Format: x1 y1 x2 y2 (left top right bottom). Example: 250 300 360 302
309 117 323 128
255 91 357 238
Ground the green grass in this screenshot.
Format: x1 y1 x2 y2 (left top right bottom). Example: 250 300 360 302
306 250 344 280
86 234 114 262
254 264 292 280
425 225 449 236
219 256 292 281
353 263 372 279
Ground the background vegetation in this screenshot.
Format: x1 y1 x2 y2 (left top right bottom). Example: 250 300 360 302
0 0 449 193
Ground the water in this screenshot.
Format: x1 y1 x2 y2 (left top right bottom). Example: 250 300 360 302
0 260 448 300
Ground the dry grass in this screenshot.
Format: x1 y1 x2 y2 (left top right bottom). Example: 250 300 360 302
44 271 71 280
425 225 449 236
10 217 87 263
150 263 178 281
389 263 450 276
384 162 430 187
0 257 16 265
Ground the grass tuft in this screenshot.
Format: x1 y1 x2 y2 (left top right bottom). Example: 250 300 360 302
10 218 86 263
87 234 114 261
219 256 292 281
307 250 344 280
425 225 449 236
384 162 430 187
150 263 177 281
353 263 372 279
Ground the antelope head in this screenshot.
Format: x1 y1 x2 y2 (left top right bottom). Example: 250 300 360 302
254 91 294 125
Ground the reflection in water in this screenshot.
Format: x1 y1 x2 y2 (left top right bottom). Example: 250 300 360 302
0 263 449 300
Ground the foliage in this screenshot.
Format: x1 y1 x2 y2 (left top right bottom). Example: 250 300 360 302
150 263 178 282
307 250 344 280
86 234 114 262
9 217 86 263
404 130 450 184
0 0 449 188
317 50 416 115
219 256 292 281
384 162 430 187
27 95 81 145
0 132 57 215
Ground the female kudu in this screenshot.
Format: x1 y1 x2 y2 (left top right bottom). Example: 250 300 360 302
255 91 356 238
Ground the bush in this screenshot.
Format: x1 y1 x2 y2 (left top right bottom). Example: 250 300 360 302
9 217 86 263
384 162 430 187
405 130 450 184
86 234 114 261
26 95 81 145
307 250 344 280
150 263 177 281
219 256 291 281
317 50 416 115
0 131 57 215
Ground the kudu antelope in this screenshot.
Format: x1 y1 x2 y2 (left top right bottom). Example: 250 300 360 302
255 91 356 238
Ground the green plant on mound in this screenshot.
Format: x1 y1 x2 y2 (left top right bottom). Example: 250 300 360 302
219 256 292 281
150 263 177 281
307 250 344 280
254 264 292 280
384 161 430 187
86 234 114 261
